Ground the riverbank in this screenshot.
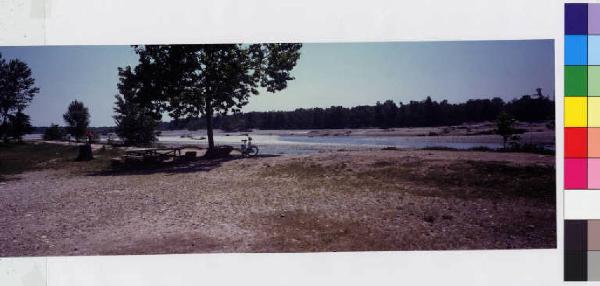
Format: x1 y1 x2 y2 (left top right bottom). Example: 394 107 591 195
23 121 555 156
0 142 555 256
155 122 554 155
248 121 553 137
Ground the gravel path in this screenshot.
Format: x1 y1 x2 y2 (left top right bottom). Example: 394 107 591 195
0 150 556 256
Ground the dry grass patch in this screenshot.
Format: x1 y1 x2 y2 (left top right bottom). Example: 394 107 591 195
260 155 555 202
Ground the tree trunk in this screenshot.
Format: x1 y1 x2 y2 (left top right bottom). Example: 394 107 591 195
1 116 8 143
205 99 215 152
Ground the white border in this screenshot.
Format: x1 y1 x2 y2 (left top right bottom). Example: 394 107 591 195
0 0 568 285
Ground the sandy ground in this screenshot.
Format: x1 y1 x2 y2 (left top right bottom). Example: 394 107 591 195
0 149 555 256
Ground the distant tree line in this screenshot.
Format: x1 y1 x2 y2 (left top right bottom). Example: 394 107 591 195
165 89 554 131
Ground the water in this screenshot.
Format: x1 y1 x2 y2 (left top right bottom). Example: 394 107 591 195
25 130 554 155
157 131 509 155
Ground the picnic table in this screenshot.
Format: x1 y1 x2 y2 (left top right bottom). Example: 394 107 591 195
124 147 183 162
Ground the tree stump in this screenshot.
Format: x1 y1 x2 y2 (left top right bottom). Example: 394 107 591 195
76 144 94 161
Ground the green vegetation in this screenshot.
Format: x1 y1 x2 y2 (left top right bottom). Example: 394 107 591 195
166 89 554 131
42 124 67 141
0 143 75 180
0 142 120 181
421 145 554 155
63 100 90 142
115 44 302 151
5 111 33 142
411 161 555 202
113 92 160 146
262 157 555 203
496 112 518 149
0 53 39 142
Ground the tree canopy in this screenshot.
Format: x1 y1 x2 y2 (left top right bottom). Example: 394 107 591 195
116 44 302 151
496 112 518 148
113 93 160 146
7 111 33 142
63 100 90 142
43 123 67 141
0 53 39 142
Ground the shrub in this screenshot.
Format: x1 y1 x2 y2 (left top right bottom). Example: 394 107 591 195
8 111 33 142
43 124 67 141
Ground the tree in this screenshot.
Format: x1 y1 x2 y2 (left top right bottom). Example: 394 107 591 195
122 44 302 155
0 53 39 141
113 59 162 145
63 100 90 142
381 100 398 128
43 123 67 141
7 110 32 142
496 112 517 149
162 93 554 131
113 94 160 145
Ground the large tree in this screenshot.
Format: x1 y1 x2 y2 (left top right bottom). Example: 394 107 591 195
0 53 39 141
63 100 90 142
120 44 302 154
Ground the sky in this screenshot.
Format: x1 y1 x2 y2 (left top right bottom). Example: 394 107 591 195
0 40 554 127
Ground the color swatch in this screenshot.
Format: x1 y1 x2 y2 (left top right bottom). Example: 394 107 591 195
564 220 600 281
565 3 600 282
564 3 600 190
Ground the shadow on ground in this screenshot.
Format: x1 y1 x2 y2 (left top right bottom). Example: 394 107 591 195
88 154 280 177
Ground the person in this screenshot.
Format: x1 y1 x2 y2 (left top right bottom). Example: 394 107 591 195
85 130 95 144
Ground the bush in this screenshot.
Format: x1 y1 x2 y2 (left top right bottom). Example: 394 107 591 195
505 143 554 155
8 111 33 142
468 146 494 152
43 124 67 141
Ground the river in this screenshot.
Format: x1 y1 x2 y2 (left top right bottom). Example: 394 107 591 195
25 129 554 155
156 130 554 155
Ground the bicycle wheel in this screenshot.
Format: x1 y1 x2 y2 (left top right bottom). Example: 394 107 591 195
247 146 259 156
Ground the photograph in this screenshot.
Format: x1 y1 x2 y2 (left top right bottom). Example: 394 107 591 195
0 40 556 256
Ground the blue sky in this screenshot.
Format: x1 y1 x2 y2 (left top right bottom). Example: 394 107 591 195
0 40 554 127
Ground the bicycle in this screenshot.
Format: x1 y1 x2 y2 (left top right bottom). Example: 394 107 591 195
240 134 259 157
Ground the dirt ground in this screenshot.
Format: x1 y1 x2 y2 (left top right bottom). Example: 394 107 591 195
0 149 556 256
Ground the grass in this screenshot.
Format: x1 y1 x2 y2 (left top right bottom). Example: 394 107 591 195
422 145 554 155
263 161 351 180
410 161 555 201
0 142 121 181
0 143 76 180
262 157 555 203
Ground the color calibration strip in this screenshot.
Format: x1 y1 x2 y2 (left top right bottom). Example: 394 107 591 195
565 3 600 190
565 3 600 281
